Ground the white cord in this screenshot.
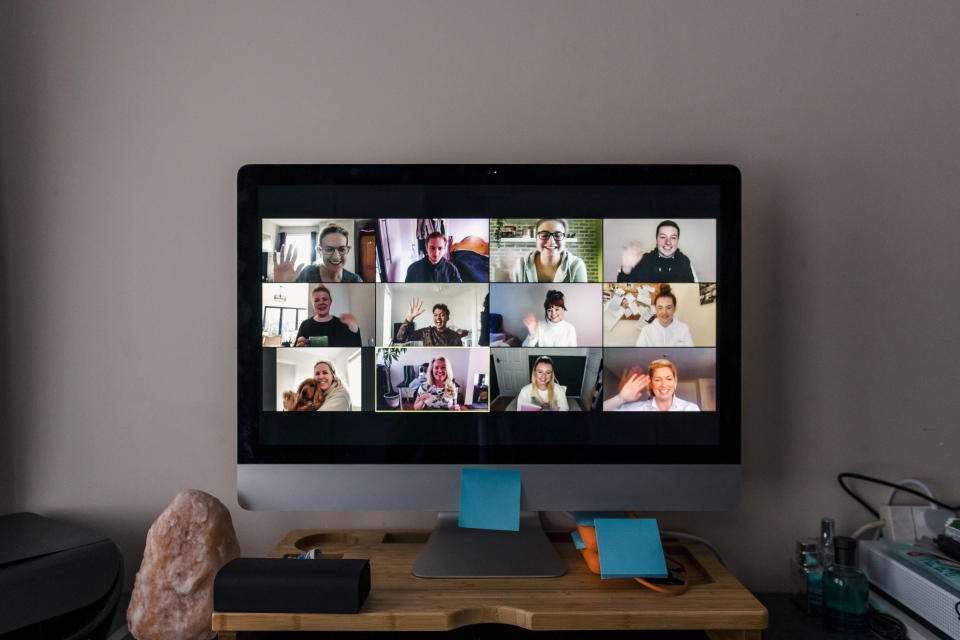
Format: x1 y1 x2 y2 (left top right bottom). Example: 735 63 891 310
851 520 886 539
885 478 937 509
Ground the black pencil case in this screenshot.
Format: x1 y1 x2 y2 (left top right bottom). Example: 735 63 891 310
214 557 370 614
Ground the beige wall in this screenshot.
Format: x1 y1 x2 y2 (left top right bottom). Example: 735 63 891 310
1 1 958 592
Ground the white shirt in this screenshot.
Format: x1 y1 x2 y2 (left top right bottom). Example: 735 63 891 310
603 395 700 412
635 317 694 347
516 383 569 411
522 319 578 347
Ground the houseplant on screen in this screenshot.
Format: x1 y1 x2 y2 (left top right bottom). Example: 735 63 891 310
379 347 408 409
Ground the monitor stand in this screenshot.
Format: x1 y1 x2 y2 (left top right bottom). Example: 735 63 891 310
412 511 566 578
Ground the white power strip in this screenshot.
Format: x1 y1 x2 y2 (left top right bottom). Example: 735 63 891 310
879 506 955 542
859 540 960 638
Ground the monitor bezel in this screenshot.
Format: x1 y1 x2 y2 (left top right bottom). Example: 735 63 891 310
238 164 740 467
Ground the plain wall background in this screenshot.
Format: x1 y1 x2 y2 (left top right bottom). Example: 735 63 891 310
1 1 958 592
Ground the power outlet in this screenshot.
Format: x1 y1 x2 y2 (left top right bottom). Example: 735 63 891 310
879 506 955 542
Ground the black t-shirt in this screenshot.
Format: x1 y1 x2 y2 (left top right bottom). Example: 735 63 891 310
617 249 695 283
296 316 362 346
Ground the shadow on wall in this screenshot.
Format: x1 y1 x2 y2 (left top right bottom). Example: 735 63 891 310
0 153 9 512
741 174 790 484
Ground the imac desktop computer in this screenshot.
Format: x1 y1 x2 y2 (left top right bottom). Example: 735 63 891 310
237 165 741 577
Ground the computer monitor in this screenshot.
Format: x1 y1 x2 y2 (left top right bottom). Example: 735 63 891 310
237 165 740 576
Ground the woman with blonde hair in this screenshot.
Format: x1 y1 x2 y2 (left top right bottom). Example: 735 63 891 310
515 355 569 411
603 358 700 412
413 355 460 410
312 359 353 411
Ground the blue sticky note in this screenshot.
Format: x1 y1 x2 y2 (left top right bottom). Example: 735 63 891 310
595 518 668 579
458 468 521 531
571 530 586 550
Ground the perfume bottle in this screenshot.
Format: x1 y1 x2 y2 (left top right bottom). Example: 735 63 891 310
820 517 835 568
791 538 823 615
822 536 869 633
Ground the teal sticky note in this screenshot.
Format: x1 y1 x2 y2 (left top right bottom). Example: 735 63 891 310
571 530 586 550
458 468 521 531
595 518 668 579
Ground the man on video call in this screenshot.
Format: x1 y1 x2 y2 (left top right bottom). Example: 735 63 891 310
404 232 463 283
617 220 697 283
395 299 463 346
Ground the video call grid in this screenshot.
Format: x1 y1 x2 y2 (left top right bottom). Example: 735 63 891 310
260 217 719 412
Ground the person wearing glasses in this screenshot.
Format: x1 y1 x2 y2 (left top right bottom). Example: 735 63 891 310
273 224 364 283
515 355 569 411
404 231 463 283
511 218 588 282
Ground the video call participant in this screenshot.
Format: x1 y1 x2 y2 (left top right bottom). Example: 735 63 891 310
515 355 569 411
635 284 694 347
282 360 353 411
395 299 463 346
618 220 697 283
273 225 364 283
522 290 578 347
413 355 460 410
408 363 430 389
512 218 588 282
405 231 463 283
603 358 700 412
295 285 362 347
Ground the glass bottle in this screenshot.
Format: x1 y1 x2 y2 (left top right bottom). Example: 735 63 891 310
791 538 823 614
820 517 835 568
822 536 869 633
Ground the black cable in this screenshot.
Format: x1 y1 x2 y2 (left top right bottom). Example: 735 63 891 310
837 472 960 519
869 606 907 639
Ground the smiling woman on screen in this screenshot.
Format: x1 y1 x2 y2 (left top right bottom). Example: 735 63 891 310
273 225 364 283
521 290 578 347
516 355 569 411
313 360 352 411
635 284 693 347
603 358 700 412
511 218 587 283
413 355 460 411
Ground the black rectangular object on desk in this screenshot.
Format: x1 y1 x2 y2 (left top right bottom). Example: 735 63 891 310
214 557 370 613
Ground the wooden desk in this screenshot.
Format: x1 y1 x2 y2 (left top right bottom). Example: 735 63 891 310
213 530 767 639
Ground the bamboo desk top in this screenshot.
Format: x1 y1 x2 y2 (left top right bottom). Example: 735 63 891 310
213 529 767 640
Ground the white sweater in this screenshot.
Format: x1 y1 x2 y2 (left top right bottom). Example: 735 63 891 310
317 385 352 411
635 317 694 347
522 319 578 347
516 383 569 411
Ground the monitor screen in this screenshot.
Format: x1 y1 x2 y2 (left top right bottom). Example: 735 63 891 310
238 165 740 511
